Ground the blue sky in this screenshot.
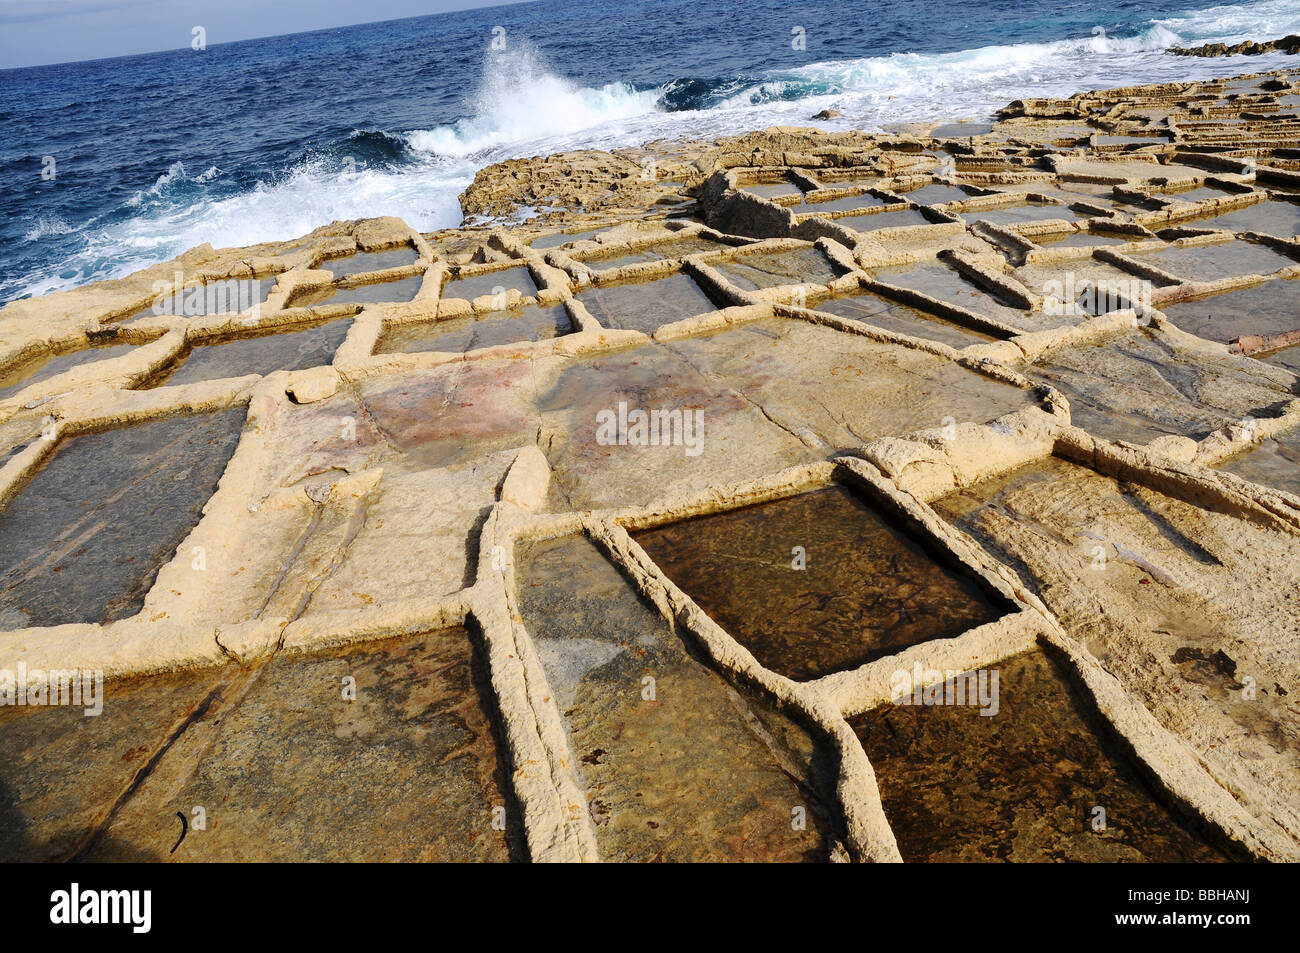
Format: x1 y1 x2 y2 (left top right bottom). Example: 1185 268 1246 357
0 0 524 69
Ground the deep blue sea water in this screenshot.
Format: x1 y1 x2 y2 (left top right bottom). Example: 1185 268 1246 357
3 0 1300 302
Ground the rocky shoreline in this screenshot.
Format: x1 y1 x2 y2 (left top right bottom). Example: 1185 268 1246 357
1170 34 1300 57
2 67 1300 863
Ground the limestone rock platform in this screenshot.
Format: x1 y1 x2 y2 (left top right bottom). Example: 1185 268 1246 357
3 68 1300 862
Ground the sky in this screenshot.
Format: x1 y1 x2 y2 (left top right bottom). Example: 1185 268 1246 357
0 0 524 69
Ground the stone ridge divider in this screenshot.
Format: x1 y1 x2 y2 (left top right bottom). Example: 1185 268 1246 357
1092 246 1193 286
468 451 601 863
1057 421 1300 534
0 375 260 674
0 218 431 414
846 431 1300 860
867 277 1027 340
0 330 187 413
1234 327 1300 356
224 471 385 652
482 434 1300 860
940 248 1042 311
0 204 1074 837
971 219 1040 263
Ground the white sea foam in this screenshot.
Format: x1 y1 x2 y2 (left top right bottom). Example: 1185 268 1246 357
699 0 1300 123
1158 0 1300 41
406 42 659 158
22 217 76 242
31 157 470 294
124 162 223 208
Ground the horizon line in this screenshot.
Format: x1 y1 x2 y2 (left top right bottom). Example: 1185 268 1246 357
0 0 537 72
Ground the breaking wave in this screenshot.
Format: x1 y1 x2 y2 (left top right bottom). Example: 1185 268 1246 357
405 42 661 158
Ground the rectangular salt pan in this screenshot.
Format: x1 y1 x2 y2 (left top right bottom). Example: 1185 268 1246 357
577 272 720 333
0 408 245 627
444 266 538 301
317 274 424 306
1161 278 1300 343
516 533 833 861
1135 241 1295 282
816 292 999 349
965 204 1078 226
321 245 418 278
377 304 572 354
0 343 135 403
633 484 1007 681
145 318 352 388
850 649 1226 862
581 236 731 270
711 247 840 291
841 208 932 232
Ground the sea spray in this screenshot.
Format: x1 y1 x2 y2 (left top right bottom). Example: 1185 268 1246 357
405 40 659 158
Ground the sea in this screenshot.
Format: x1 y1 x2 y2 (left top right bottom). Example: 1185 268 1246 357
4 0 1300 303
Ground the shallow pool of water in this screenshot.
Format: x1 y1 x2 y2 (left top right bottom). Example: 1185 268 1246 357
145 318 352 387
297 274 424 306
1161 278 1300 343
1136 241 1295 282
532 228 602 249
1217 427 1300 496
578 272 720 332
1196 199 1300 237
444 265 538 301
712 247 841 291
377 303 572 354
873 262 1026 324
965 203 1079 227
896 183 976 205
802 192 889 214
0 407 246 627
815 290 999 349
746 180 803 200
1035 231 1130 248
841 208 932 232
581 236 731 271
321 245 418 278
633 484 1007 681
850 648 1227 861
0 343 136 402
